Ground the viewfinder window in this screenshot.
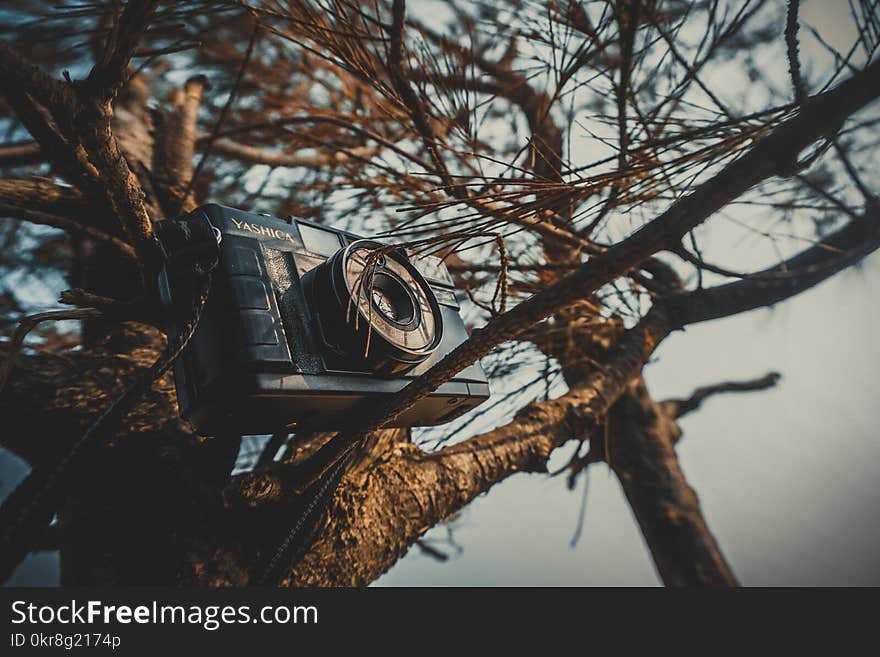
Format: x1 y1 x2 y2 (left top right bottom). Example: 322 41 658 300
299 223 343 256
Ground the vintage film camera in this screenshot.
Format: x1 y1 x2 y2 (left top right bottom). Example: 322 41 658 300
157 204 490 435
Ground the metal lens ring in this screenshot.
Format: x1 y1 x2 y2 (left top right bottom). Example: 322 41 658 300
342 241 442 355
316 239 444 373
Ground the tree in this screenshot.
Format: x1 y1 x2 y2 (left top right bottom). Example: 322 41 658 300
0 0 877 587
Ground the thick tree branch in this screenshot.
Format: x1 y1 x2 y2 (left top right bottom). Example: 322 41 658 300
86 1 159 101
666 202 880 327
278 196 880 585
1 39 162 272
1 87 97 195
0 41 74 115
111 75 162 221
74 104 163 272
0 178 88 216
606 379 739 587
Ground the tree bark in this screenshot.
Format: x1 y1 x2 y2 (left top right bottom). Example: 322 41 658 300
604 380 739 587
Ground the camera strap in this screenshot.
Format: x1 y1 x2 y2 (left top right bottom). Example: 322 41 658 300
255 442 358 585
0 217 220 582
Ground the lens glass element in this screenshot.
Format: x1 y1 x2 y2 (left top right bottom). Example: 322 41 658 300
371 288 397 321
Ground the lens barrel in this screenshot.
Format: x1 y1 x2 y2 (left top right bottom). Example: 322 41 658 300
310 240 443 374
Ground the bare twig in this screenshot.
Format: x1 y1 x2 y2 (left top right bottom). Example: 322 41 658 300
0 203 136 260
0 308 103 395
387 0 460 195
660 372 782 420
786 0 808 105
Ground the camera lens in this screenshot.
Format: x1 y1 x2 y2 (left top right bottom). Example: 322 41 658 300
370 270 420 325
369 272 415 324
310 240 443 374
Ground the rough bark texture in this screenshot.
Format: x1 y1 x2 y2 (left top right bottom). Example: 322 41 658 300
606 380 739 587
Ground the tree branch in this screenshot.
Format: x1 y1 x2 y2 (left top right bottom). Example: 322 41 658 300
326 60 880 444
206 137 377 169
387 0 459 194
153 76 210 214
182 21 259 205
1 86 96 195
0 203 136 260
785 0 808 106
2 38 163 273
659 372 782 420
0 308 103 395
73 103 163 272
666 202 880 327
58 288 157 325
606 379 739 587
0 41 74 115
0 178 88 216
278 180 880 585
86 1 159 101
290 191 880 585
0 141 44 167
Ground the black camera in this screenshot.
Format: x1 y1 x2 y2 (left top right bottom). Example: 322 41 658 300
157 204 490 435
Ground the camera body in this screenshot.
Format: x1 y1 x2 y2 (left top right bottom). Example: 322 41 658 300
157 204 490 435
